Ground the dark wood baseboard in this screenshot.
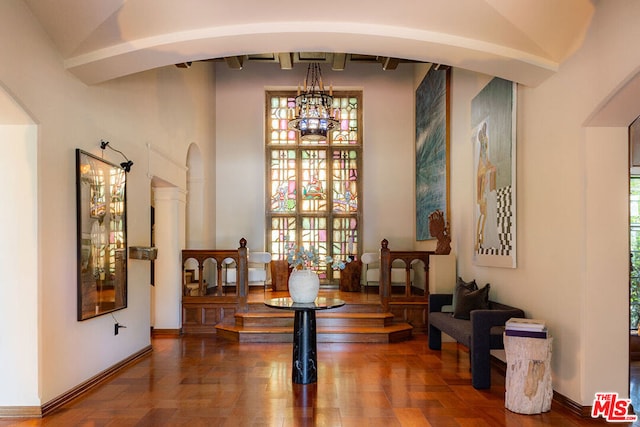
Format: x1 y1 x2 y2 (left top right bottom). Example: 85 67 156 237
151 328 182 337
0 406 42 418
39 345 152 417
0 346 152 418
552 390 592 418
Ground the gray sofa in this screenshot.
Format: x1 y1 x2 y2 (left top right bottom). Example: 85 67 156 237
428 293 525 389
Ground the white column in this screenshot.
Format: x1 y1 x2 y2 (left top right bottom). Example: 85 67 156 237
152 186 186 330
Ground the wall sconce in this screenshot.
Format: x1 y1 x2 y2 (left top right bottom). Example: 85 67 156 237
100 140 134 172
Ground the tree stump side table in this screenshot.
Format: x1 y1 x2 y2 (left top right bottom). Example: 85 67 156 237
504 334 553 414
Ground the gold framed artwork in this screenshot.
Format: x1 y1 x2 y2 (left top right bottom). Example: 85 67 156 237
76 149 127 320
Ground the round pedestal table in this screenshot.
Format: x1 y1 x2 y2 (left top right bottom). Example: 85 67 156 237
264 297 345 384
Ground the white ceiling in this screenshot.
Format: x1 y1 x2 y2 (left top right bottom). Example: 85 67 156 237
24 0 594 86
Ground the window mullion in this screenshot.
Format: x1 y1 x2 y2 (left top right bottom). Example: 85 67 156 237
296 146 302 251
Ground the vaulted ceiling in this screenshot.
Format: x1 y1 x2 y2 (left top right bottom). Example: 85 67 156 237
24 0 594 86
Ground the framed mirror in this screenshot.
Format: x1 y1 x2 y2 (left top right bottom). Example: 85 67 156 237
76 149 127 320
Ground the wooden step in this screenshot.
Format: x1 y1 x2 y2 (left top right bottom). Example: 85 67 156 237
235 311 395 328
247 301 385 313
215 310 412 343
215 322 413 344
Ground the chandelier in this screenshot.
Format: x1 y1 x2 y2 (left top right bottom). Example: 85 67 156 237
288 63 339 141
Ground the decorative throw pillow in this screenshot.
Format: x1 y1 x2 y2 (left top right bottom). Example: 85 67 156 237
450 277 477 312
453 283 490 320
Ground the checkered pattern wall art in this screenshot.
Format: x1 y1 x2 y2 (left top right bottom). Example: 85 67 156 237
471 78 516 268
477 185 512 256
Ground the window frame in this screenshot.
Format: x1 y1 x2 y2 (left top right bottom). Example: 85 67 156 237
265 90 363 282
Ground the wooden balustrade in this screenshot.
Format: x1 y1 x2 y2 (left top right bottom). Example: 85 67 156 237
181 238 249 298
379 238 434 299
181 238 250 333
379 239 434 330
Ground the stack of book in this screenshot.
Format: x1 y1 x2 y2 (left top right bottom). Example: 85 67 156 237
505 318 548 339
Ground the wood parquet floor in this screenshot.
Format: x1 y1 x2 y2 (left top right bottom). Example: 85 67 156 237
0 332 617 426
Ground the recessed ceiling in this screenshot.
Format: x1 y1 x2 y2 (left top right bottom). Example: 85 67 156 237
23 0 594 86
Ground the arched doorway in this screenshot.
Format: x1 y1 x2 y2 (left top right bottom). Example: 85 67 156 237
586 69 640 411
0 84 39 406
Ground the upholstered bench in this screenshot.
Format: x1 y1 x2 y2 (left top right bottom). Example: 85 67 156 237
428 293 525 389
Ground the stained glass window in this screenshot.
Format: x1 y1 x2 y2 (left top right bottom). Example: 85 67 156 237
331 150 358 213
300 149 327 211
266 91 362 282
269 149 297 212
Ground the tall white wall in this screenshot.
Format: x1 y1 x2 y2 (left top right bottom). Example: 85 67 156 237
0 1 216 406
0 0 638 412
441 2 637 405
409 2 636 405
444 66 594 402
215 62 416 252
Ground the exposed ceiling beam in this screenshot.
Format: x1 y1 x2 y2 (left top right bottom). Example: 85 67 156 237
224 56 244 70
278 53 293 70
177 53 417 71
432 63 450 71
332 53 346 71
297 52 328 62
381 57 399 70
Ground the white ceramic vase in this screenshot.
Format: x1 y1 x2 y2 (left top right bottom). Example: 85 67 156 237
288 269 320 303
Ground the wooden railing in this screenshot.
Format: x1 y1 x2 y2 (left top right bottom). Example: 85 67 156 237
379 238 434 305
181 238 253 333
181 238 249 299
